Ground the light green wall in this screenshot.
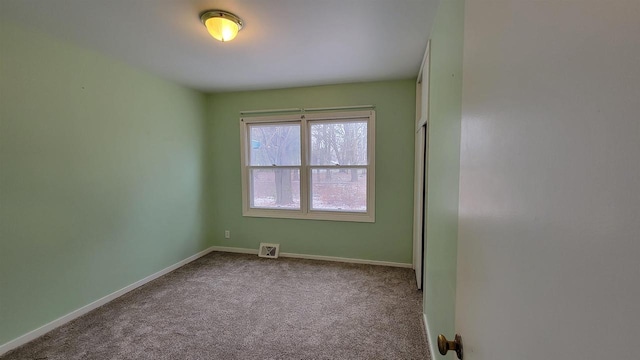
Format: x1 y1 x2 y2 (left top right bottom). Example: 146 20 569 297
0 23 208 344
207 80 416 263
423 0 464 358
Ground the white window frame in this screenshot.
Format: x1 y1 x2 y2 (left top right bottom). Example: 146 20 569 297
240 110 375 222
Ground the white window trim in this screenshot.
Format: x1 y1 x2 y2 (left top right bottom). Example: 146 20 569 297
240 110 375 222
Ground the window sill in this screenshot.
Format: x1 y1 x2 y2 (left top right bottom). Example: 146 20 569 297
242 208 375 223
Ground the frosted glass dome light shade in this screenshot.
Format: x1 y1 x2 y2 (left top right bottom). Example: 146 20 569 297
200 10 243 42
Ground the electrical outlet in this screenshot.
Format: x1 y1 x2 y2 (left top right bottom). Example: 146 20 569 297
224 230 230 239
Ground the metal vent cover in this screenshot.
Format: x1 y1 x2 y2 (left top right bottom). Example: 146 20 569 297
258 243 280 259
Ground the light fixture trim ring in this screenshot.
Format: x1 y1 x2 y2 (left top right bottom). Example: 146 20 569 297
199 10 244 30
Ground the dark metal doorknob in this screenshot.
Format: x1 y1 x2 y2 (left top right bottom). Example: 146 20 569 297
437 333 463 359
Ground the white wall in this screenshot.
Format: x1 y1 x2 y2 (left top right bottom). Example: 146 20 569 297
457 1 640 359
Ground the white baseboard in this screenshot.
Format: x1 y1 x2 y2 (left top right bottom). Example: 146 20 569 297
0 246 216 356
210 245 258 255
423 313 437 359
210 246 412 268
280 252 412 268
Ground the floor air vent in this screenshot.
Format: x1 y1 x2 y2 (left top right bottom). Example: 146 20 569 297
258 243 280 259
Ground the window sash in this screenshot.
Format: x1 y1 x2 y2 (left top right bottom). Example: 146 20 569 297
309 167 369 213
247 122 301 166
308 120 369 166
249 167 301 210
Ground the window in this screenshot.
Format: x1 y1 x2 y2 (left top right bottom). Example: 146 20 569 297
240 110 375 222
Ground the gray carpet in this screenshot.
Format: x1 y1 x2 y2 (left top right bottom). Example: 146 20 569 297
2 252 429 359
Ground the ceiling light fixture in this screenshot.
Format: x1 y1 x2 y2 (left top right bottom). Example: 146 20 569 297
200 10 243 42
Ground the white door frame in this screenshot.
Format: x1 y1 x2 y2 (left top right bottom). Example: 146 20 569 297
413 41 430 289
413 126 427 289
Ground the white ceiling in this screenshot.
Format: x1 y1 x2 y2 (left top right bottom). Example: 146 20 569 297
0 0 439 92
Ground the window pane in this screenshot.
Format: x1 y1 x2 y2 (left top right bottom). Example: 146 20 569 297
310 120 367 166
310 168 367 212
250 168 300 209
249 123 300 166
